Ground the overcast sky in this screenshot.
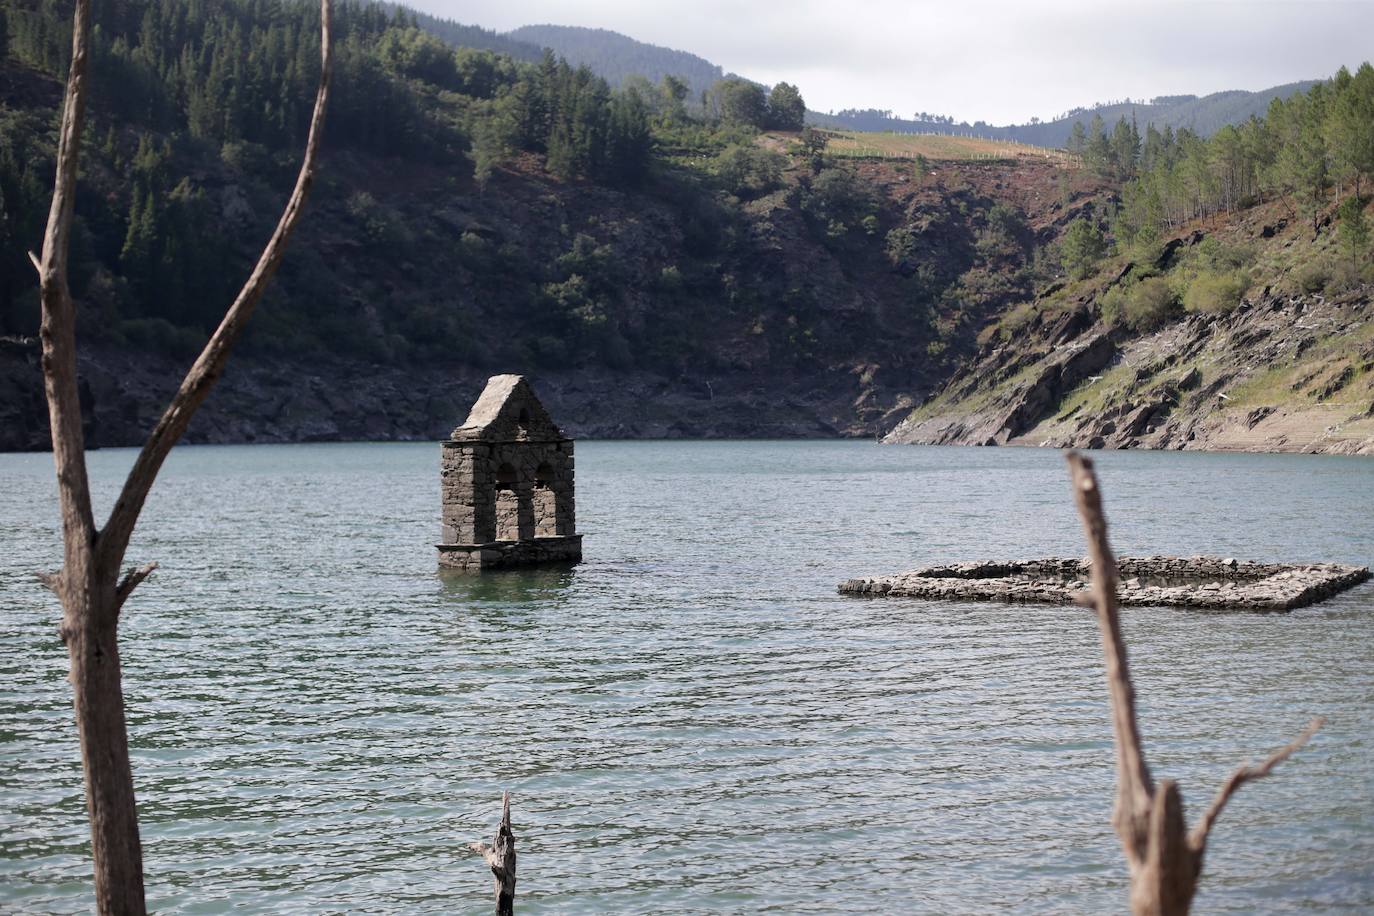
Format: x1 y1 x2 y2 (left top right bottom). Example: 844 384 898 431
402 0 1373 124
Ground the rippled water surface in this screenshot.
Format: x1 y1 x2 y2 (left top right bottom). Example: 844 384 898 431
2 441 1373 913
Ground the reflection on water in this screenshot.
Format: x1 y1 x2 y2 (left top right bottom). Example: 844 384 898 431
438 564 580 603
1 441 1372 913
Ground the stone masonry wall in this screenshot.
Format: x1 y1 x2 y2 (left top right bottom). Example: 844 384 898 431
441 440 575 545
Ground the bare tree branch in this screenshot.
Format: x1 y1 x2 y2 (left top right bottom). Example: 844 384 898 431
97 0 334 574
1066 451 1154 860
37 0 96 591
114 562 159 614
36 571 61 593
1066 452 1327 914
31 3 333 911
28 250 42 273
1189 716 1325 851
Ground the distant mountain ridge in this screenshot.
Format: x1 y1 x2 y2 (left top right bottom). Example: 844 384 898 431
370 1 545 61
811 81 1321 145
396 8 1320 146
506 24 725 97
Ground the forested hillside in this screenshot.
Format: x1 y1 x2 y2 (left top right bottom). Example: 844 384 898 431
0 0 1096 449
3 0 1366 453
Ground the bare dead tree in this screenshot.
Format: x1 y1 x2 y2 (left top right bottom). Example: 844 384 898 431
32 2 332 911
1065 452 1324 915
467 791 517 915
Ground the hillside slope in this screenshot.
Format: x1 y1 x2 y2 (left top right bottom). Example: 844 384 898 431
886 201 1374 455
0 0 1108 454
0 149 1089 450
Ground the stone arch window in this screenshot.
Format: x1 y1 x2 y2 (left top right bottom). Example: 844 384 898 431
495 462 520 541
534 462 558 536
517 407 531 439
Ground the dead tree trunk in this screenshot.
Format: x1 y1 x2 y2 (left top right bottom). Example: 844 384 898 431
32 2 332 912
467 791 517 915
1065 452 1323 915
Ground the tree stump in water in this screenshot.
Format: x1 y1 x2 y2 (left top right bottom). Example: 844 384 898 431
467 791 516 915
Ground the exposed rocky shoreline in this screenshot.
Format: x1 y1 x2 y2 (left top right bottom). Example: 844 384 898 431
0 339 917 451
883 286 1374 456
839 556 1373 611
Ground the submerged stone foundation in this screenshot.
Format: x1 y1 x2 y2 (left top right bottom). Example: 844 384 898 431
839 556 1371 611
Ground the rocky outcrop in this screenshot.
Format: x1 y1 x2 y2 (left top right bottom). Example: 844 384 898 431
839 556 1372 611
884 330 1117 446
885 287 1374 455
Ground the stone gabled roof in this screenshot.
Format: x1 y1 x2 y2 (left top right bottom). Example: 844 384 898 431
450 375 566 442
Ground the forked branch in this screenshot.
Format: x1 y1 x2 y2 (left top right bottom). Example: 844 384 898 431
114 562 159 614
1064 451 1325 915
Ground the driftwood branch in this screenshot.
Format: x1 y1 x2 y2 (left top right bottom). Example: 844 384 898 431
1064 451 1324 915
467 791 516 915
97 0 334 573
1188 716 1325 851
114 562 159 614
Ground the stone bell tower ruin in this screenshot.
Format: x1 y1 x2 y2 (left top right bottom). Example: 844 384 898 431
437 375 582 570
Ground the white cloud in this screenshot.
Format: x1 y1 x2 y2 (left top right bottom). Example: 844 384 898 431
402 0 1374 123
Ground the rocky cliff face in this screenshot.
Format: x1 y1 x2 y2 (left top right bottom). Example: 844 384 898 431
886 288 1374 455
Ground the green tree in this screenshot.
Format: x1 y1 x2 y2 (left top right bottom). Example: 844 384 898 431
1068 120 1087 154
471 113 514 188
712 78 768 128
606 85 652 185
1337 195 1370 267
658 74 689 124
713 144 785 197
1109 116 1139 180
1327 63 1374 197
767 82 805 131
1085 113 1111 176
1061 217 1107 279
1268 89 1330 231
375 28 458 86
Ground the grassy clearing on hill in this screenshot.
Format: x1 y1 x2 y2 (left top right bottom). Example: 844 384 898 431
813 130 1077 164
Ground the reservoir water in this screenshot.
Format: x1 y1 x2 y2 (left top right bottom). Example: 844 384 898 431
2 441 1372 913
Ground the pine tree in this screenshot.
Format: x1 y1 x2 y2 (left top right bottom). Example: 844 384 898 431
1337 195 1370 268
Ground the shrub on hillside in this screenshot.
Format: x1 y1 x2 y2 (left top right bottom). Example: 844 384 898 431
712 144 786 198
1183 270 1249 314
1100 276 1177 331
1294 260 1331 294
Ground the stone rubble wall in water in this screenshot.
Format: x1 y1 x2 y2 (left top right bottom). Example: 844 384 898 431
839 556 1372 611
